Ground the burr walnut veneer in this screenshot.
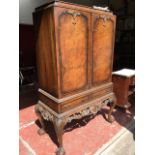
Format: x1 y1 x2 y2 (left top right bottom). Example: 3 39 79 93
33 1 116 154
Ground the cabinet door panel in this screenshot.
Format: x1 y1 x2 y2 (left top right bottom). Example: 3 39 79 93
56 8 89 94
92 14 115 86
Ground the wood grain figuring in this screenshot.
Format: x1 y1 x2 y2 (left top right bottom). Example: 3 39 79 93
61 86 112 112
58 8 89 94
39 93 60 113
34 8 58 97
34 2 117 154
112 75 135 108
92 15 114 85
39 83 113 113
113 76 129 106
61 96 88 112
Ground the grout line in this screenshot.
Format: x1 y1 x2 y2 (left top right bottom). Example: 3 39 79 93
100 123 135 155
20 136 36 155
94 118 135 155
20 121 35 130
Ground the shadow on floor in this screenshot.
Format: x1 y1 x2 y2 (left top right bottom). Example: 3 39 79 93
103 105 135 140
34 103 135 148
20 85 135 147
35 114 100 147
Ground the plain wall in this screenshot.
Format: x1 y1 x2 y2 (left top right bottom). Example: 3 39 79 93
19 0 49 24
19 0 109 25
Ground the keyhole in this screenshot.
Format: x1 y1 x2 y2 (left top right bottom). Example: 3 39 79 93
72 18 77 25
72 21 76 25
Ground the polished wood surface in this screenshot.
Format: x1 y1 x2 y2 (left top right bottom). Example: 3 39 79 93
34 8 58 97
92 14 115 85
56 7 89 94
112 74 135 108
34 1 116 154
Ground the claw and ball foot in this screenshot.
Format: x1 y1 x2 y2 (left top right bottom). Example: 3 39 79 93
55 147 65 155
53 118 66 155
37 128 46 135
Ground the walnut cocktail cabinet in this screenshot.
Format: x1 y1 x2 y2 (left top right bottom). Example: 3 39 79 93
33 1 116 155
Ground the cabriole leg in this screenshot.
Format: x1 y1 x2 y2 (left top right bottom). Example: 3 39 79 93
53 117 66 155
107 95 117 123
35 104 46 135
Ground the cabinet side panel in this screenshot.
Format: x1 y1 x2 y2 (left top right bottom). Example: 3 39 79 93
92 14 115 86
55 7 89 95
34 8 58 97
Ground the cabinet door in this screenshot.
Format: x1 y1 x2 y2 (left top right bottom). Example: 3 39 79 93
92 14 116 86
55 7 90 95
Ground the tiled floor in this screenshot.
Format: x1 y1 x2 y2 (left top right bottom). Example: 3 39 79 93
19 88 134 155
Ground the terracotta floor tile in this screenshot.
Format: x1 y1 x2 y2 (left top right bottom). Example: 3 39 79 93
19 90 38 128
19 105 37 128
20 124 57 155
19 139 29 155
19 89 134 155
19 105 134 155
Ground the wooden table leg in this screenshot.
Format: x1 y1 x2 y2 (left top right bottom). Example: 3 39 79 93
53 117 66 155
107 95 117 123
35 104 46 135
